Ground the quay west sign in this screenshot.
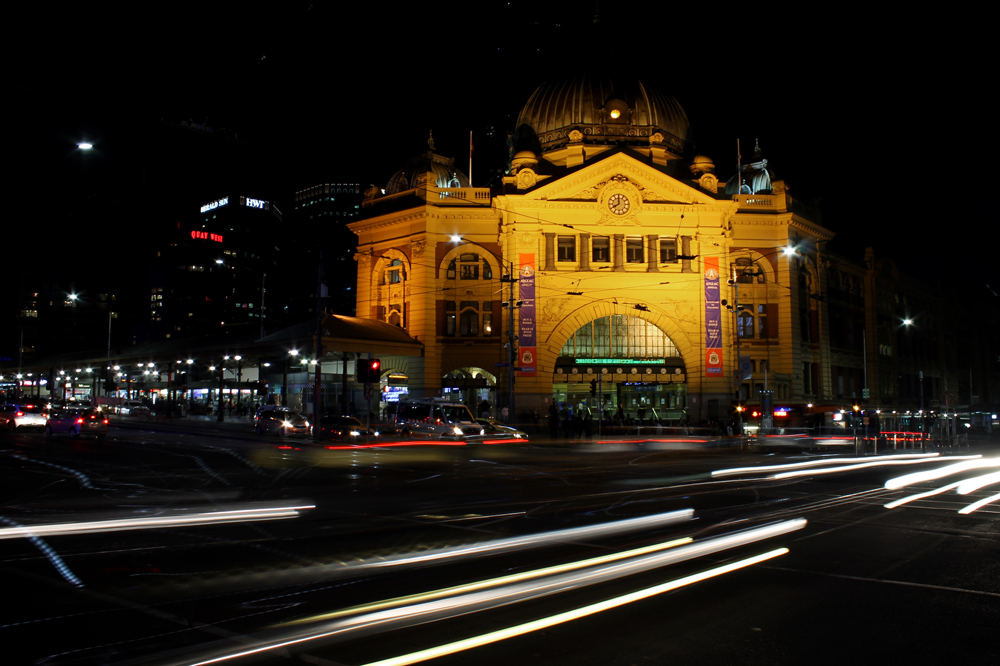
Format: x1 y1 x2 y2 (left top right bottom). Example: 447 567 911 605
191 230 224 242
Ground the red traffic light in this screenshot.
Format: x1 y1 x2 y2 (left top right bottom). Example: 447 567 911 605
370 360 380 371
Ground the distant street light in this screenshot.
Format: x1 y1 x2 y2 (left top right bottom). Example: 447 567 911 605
77 143 93 150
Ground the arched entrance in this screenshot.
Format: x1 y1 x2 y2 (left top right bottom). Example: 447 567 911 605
442 367 498 415
554 315 687 424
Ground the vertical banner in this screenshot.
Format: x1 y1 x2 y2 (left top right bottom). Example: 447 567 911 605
704 257 723 376
517 253 537 376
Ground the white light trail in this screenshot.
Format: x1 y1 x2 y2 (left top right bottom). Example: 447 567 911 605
884 480 964 509
958 492 1000 515
179 520 804 666
884 457 999 490
774 455 982 481
712 453 939 478
0 504 314 540
345 509 695 570
956 470 1000 495
360 549 790 666
281 536 695 627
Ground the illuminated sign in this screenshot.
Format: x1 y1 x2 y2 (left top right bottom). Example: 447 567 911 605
833 413 843 422
575 359 665 365
241 196 268 210
774 407 791 417
200 197 228 213
191 230 224 243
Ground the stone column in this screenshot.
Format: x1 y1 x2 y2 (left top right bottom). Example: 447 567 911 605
613 234 625 272
579 233 591 271
544 233 556 271
647 234 659 272
682 236 693 273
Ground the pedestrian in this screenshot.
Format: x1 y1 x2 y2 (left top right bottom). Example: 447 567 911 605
548 403 559 440
501 405 509 423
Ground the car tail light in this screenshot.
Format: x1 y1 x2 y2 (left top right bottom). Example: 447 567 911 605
103 419 109 425
76 418 84 424
16 412 23 417
90 415 96 419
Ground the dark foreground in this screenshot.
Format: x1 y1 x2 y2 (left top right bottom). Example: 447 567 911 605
1 423 997 665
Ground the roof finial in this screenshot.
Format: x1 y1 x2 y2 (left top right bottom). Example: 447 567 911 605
428 130 435 152
754 138 761 158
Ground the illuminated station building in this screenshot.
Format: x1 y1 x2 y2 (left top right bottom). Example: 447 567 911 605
140 194 282 342
350 76 837 423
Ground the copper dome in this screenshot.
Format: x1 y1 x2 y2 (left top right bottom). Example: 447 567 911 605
515 76 691 156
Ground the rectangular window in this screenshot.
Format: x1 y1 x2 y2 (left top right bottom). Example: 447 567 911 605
737 313 754 338
626 237 644 263
592 237 610 263
659 237 677 264
459 264 479 280
557 236 576 262
446 301 456 336
483 312 493 336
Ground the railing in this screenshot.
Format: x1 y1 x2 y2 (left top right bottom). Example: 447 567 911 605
436 188 492 205
732 194 781 210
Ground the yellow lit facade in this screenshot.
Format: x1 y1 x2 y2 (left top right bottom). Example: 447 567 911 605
350 77 837 423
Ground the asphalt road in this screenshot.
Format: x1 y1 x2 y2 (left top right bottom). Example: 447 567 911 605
1 422 997 665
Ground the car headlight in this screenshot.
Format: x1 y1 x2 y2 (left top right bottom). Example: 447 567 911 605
453 426 464 435
350 430 361 436
305 421 310 428
373 431 380 436
282 421 292 427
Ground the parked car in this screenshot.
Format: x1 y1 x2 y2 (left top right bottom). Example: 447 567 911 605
115 401 147 416
255 410 310 436
315 415 379 441
45 407 108 439
395 399 484 439
1 403 47 431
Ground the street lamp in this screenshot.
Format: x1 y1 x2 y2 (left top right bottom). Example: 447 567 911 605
283 349 299 407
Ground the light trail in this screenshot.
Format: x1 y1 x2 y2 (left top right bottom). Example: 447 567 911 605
956 470 1000 495
958 492 1000 515
712 453 939 477
773 455 982 480
0 504 314 540
884 480 965 509
884 457 1000 490
278 537 694 627
341 509 695 570
359 549 790 666
176 520 804 666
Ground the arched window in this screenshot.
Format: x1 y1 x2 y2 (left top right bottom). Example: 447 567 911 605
559 316 679 359
446 254 493 281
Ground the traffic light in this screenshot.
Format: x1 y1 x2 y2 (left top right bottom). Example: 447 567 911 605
357 358 381 384
589 379 597 396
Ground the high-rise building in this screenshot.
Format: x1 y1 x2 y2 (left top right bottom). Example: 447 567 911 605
291 183 364 317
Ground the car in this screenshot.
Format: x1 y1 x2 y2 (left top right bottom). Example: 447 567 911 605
1 403 47 431
395 398 484 439
255 410 310 436
115 401 147 415
475 418 529 441
45 407 109 439
315 415 378 441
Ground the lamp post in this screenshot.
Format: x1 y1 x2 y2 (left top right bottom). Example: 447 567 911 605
284 349 298 407
234 355 243 414
450 236 518 420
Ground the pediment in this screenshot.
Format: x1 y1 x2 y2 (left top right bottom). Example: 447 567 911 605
524 152 720 207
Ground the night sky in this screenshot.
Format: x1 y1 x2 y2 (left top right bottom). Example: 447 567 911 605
7 3 991 353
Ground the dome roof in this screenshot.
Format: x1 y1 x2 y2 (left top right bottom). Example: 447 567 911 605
386 151 471 195
515 76 691 156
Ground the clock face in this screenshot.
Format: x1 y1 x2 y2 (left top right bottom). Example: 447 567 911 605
608 193 630 215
